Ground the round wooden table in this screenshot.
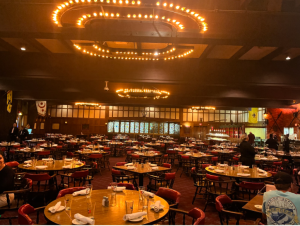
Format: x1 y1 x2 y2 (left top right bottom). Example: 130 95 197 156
18 160 85 172
205 166 272 180
44 189 170 225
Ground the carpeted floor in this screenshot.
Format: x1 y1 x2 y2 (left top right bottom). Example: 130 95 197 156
1 156 294 225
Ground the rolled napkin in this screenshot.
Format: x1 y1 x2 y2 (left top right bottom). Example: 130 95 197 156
208 166 214 170
23 164 32 167
126 166 135 170
258 169 266 173
259 173 267 177
152 167 158 170
219 164 228 167
215 169 224 173
107 186 126 191
73 189 88 196
240 165 249 168
260 158 268 160
142 191 154 198
42 158 53 161
150 164 157 167
63 165 72 169
35 166 48 169
74 213 95 225
65 158 73 161
24 160 32 164
151 200 164 213
237 173 251 177
123 212 147 221
49 201 61 213
185 153 192 155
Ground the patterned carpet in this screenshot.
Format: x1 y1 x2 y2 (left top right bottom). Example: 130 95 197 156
0 156 268 225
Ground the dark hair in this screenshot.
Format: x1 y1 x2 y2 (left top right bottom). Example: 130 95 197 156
275 183 291 191
270 134 273 138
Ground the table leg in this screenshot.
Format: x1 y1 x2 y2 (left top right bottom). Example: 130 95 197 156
195 158 199 172
138 174 144 187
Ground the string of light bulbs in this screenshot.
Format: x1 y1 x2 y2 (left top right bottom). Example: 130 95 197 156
73 43 194 61
116 88 170 99
52 0 207 32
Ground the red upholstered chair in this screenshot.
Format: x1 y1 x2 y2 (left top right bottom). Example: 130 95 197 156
0 178 32 225
204 174 235 211
116 162 127 166
18 204 45 225
111 169 138 188
6 161 19 169
60 170 92 188
56 187 86 199
170 207 205 225
147 172 176 192
236 181 265 200
162 163 171 168
131 154 141 163
109 182 135 190
67 152 74 158
166 150 177 165
215 195 247 225
36 151 51 160
211 157 219 164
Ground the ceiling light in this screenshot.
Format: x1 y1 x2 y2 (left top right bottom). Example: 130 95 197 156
116 88 170 99
286 56 291 60
75 102 101 107
20 46 26 51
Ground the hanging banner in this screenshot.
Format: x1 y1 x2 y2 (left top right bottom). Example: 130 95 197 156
36 101 47 116
7 90 12 113
248 108 258 124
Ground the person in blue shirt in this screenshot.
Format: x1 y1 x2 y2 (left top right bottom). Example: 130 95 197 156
262 172 300 225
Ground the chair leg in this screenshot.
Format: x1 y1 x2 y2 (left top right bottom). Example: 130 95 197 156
192 187 199 204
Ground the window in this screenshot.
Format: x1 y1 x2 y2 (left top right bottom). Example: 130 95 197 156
47 105 106 118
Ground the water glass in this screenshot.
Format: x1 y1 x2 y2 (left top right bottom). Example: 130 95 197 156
252 164 257 176
138 186 145 200
85 184 93 198
111 182 118 192
110 192 117 207
125 200 134 214
49 155 53 160
238 162 242 167
64 194 73 211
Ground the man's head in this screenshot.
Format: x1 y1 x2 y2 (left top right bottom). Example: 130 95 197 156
274 172 293 191
13 123 17 127
241 134 249 142
270 134 273 139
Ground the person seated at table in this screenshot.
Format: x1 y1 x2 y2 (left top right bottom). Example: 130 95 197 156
239 134 255 167
0 154 15 207
262 172 300 225
265 134 278 150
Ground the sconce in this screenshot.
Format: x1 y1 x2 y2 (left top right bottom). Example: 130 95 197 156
263 111 268 119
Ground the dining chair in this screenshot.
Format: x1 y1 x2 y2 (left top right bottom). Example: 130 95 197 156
204 174 235 212
102 151 111 169
111 168 138 188
192 164 212 204
109 182 135 190
60 170 92 188
0 178 32 225
147 172 176 192
179 155 194 177
215 194 248 225
18 204 45 225
166 150 177 165
169 207 205 225
6 161 20 172
36 151 51 160
236 181 265 201
56 187 86 198
88 154 103 175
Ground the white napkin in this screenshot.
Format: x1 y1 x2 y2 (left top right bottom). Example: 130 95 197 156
65 158 73 161
42 158 53 161
74 213 95 225
107 186 126 191
259 173 267 176
152 167 158 170
73 189 88 196
237 173 251 176
185 153 192 155
24 160 32 164
127 166 135 170
260 158 268 160
142 191 154 198
49 201 61 213
258 169 266 173
150 164 157 167
240 165 249 168
123 212 147 221
215 169 224 173
208 166 214 170
219 164 228 167
23 164 32 167
151 200 164 213
63 165 72 169
125 163 133 166
36 166 48 169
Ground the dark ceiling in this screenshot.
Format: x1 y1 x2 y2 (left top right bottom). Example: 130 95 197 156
0 0 300 108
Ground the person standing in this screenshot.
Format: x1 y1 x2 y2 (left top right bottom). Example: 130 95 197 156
0 153 15 207
239 134 256 167
283 134 290 154
248 132 255 145
19 126 29 144
266 134 279 150
8 123 19 142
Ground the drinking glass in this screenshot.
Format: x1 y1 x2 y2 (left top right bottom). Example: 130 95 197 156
64 194 73 211
238 162 242 167
224 161 228 166
86 200 95 219
110 192 117 207
111 182 118 192
132 160 136 166
49 155 52 160
85 184 93 198
252 164 257 176
125 200 134 214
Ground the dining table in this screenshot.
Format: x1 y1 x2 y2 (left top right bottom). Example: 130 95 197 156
205 166 272 182
113 164 171 186
44 189 170 225
242 194 263 213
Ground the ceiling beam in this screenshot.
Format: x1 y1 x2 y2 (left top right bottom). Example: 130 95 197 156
199 45 215 59
260 47 286 61
230 45 252 60
24 38 52 55
60 39 76 54
0 38 19 53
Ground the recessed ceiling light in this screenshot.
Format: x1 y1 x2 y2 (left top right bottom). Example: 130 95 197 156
20 47 26 51
286 56 291 60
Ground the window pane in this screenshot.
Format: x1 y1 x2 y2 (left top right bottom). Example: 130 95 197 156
125 122 130 133
129 111 133 117
95 110 100 118
135 122 139 133
62 109 67 117
160 112 165 118
169 123 175 134
57 109 62 117
100 110 105 118
84 109 89 118
159 123 164 134
171 112 176 119
175 124 180 134
67 109 72 118
51 109 56 117
150 122 154 133
145 122 149 133
153 123 158 134
140 122 144 133
164 123 168 134
119 111 123 117
78 109 83 118
130 122 135 133
124 111 128 117
120 122 125 133
73 109 78 118
114 121 119 133
113 111 118 117
108 122 113 132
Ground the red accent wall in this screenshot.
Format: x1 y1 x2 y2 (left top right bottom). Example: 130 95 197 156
266 105 300 138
